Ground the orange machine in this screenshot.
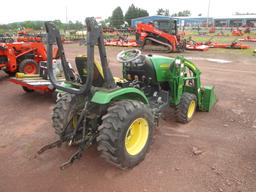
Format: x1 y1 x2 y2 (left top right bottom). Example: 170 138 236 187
136 19 185 52
232 29 244 36
16 30 43 42
17 36 42 42
0 41 58 74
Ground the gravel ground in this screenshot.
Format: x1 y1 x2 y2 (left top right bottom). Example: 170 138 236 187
0 44 256 192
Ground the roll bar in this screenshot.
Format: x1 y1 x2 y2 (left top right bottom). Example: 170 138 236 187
45 17 115 95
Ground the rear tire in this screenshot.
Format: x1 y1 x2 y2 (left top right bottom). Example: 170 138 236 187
51 90 59 102
22 86 34 93
19 59 38 74
52 93 85 138
175 93 197 123
97 100 154 169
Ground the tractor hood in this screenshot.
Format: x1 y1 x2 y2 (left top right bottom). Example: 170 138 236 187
147 55 175 82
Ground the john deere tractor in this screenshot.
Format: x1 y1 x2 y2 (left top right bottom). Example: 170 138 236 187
38 18 216 169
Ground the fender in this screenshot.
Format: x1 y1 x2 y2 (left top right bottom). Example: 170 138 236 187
91 87 149 105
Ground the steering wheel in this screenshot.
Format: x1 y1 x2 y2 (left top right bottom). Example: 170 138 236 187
116 49 142 63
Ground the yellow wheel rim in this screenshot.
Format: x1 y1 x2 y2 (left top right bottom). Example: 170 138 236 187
72 115 78 128
187 100 196 119
125 118 149 156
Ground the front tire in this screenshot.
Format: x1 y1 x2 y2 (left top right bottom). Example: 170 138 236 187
19 59 38 74
97 100 154 169
175 93 197 123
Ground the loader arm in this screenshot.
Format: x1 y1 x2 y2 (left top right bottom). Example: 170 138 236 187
169 56 202 106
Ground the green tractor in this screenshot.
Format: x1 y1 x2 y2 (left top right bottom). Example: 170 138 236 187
38 18 216 169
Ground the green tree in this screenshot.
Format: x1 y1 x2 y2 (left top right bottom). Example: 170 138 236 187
52 20 63 29
74 21 83 30
65 20 83 30
110 7 124 28
164 9 170 16
156 8 170 16
125 4 149 26
99 17 111 27
172 10 191 17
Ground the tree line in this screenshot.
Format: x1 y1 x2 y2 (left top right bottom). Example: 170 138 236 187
106 5 192 28
156 9 191 17
104 4 149 28
0 20 84 34
0 4 192 33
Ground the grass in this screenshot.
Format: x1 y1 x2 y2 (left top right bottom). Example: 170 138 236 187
207 47 255 57
186 33 256 56
187 33 256 43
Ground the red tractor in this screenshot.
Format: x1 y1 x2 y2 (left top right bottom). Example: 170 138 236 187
0 41 58 74
136 19 186 52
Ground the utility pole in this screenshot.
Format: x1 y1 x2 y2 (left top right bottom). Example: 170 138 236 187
207 0 211 28
64 6 68 34
65 6 68 24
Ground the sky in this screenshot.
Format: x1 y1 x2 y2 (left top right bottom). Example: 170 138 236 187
0 0 255 24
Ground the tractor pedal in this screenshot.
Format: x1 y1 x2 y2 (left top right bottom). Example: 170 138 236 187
60 149 82 170
37 140 62 154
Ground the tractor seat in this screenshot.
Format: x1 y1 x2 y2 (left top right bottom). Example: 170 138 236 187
75 55 104 87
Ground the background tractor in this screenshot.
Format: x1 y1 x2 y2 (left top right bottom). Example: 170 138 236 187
136 19 186 52
0 40 58 75
38 17 216 169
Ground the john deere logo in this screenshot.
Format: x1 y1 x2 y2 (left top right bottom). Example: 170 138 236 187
160 64 169 68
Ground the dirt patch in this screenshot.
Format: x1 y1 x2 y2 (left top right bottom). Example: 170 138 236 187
0 44 256 192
